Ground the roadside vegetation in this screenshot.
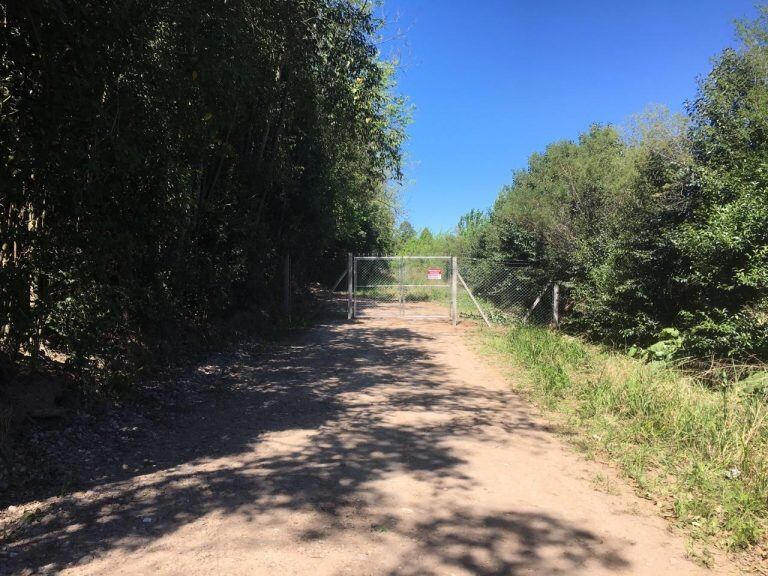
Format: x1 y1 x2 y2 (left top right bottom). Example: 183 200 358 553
0 1 406 391
394 8 768 557
398 8 768 365
481 325 768 557
3 0 767 563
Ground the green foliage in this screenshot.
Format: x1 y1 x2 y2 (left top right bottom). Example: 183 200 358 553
393 209 492 257
0 1 405 380
396 226 454 255
432 8 768 363
675 7 768 358
395 220 417 246
489 125 632 276
461 111 696 350
484 325 768 550
628 328 684 363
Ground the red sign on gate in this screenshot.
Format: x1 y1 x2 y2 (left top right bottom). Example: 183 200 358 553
427 268 443 280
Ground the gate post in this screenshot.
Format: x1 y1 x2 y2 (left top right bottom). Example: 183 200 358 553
347 253 353 320
553 282 560 327
399 256 405 317
451 256 458 326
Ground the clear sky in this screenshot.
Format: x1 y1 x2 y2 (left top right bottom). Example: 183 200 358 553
379 0 760 232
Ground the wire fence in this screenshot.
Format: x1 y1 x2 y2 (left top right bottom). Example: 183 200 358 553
321 254 561 326
353 256 453 319
457 258 556 325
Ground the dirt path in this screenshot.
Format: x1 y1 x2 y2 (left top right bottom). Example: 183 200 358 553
3 318 732 575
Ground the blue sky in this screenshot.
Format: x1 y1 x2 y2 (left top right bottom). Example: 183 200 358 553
379 0 760 232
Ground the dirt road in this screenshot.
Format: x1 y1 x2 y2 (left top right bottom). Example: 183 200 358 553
4 318 728 575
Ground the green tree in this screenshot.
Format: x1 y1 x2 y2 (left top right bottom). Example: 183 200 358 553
570 108 694 344
0 0 407 381
396 221 417 246
675 8 768 357
485 125 631 277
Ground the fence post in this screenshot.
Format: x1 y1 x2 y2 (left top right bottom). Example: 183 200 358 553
399 256 405 317
347 252 353 320
451 256 458 326
283 254 291 321
552 282 560 327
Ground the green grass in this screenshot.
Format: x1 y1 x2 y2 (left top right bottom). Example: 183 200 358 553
481 324 768 554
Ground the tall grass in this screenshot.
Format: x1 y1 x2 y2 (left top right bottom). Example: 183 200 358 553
483 325 768 553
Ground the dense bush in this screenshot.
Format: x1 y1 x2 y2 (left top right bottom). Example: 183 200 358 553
409 9 768 362
0 1 405 381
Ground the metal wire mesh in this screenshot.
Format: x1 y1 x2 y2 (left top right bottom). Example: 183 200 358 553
326 255 556 324
457 258 554 325
354 256 453 319
354 258 400 317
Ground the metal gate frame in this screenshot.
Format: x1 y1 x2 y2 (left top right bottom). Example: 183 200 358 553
347 254 458 324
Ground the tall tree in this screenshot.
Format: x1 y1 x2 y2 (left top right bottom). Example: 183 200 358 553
0 0 406 380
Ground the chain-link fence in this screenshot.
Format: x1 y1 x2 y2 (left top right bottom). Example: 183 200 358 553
321 254 560 326
457 258 557 325
354 256 454 319
353 257 400 317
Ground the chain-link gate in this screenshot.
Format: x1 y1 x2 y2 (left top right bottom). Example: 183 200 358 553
340 254 560 326
351 256 457 321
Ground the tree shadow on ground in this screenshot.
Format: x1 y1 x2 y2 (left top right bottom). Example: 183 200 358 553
384 508 629 576
1 320 627 575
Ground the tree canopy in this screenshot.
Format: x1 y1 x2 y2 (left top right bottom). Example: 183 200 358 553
1 0 406 381
399 8 768 360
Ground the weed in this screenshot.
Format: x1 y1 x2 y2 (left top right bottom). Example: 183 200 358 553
482 324 768 552
591 472 620 495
